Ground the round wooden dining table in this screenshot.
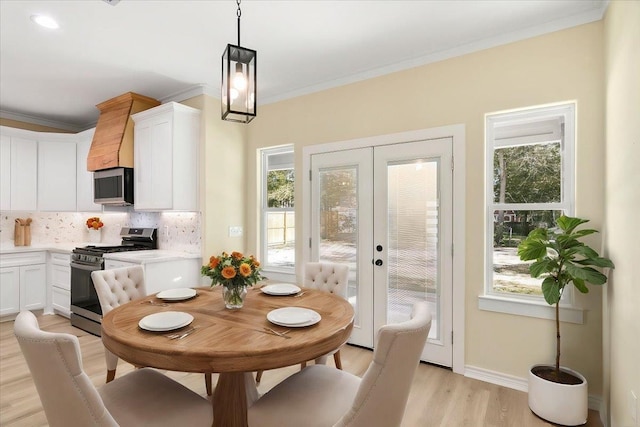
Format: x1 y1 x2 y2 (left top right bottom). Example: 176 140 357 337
101 286 354 427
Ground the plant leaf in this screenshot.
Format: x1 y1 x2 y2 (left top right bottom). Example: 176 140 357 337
541 277 561 305
575 257 615 268
572 277 589 293
518 239 548 261
565 263 608 285
530 259 551 278
557 216 589 234
572 245 599 259
572 229 598 238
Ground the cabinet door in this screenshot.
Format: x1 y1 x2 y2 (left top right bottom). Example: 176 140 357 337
0 267 20 316
52 263 71 291
134 116 173 210
38 140 77 211
10 137 38 211
20 264 47 311
0 135 10 210
52 287 70 317
76 128 101 212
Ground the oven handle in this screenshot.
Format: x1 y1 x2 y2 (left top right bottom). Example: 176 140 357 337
70 262 102 271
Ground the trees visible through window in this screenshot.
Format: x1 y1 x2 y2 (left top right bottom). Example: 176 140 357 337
486 104 575 298
262 147 295 270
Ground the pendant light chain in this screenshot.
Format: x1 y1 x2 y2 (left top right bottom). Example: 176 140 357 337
236 0 242 46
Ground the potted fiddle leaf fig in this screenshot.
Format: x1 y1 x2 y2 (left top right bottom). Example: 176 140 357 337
518 215 614 426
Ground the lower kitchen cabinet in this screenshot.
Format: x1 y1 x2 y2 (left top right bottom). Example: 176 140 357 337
0 252 47 317
104 256 201 295
50 252 71 317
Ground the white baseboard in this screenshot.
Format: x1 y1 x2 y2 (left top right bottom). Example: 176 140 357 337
464 365 602 411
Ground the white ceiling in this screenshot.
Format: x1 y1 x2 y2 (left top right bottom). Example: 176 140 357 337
0 0 606 131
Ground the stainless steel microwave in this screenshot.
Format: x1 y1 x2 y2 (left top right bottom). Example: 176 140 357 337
93 167 134 206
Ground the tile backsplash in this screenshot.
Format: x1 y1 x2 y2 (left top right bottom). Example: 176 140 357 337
0 211 201 254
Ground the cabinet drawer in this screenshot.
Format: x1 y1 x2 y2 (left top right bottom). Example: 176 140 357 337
0 251 46 268
105 260 138 269
50 252 71 265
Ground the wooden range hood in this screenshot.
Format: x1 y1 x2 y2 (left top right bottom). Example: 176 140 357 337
87 92 160 171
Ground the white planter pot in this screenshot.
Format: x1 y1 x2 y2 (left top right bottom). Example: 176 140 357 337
528 364 588 426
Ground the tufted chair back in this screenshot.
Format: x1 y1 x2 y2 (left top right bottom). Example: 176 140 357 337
303 262 349 298
14 310 119 426
91 266 146 383
14 311 214 427
91 266 147 314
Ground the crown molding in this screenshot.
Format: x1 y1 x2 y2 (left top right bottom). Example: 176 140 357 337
160 84 219 104
0 109 86 133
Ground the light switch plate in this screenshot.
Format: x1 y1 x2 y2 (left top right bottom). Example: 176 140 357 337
229 226 243 237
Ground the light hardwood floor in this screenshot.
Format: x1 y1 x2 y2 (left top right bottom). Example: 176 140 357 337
0 313 602 426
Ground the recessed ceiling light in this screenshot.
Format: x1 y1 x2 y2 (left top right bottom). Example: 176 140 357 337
30 14 59 29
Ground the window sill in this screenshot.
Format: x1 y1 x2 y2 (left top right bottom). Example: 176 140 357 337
478 295 584 324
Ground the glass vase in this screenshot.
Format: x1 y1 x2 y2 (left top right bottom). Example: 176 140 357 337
222 285 247 309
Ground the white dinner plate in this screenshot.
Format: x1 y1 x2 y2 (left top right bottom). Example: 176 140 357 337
260 283 301 296
156 288 197 301
267 307 321 327
138 311 194 332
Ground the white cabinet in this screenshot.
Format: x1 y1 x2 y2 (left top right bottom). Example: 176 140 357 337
104 255 202 295
0 128 38 211
132 102 200 211
38 137 77 211
0 251 47 316
76 128 101 212
50 252 71 317
0 135 11 210
0 267 20 316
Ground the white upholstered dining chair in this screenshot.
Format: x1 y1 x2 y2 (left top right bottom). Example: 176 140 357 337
14 310 213 427
91 266 213 395
248 301 432 427
255 261 349 383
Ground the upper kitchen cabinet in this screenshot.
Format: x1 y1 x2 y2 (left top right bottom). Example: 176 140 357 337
0 128 38 211
38 134 77 211
76 128 101 212
132 102 201 211
86 92 160 172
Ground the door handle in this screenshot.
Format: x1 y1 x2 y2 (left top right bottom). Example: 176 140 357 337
374 259 383 266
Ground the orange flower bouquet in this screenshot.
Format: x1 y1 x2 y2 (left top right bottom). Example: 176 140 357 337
201 251 264 308
86 217 104 230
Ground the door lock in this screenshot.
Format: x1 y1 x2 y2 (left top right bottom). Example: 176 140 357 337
374 259 383 266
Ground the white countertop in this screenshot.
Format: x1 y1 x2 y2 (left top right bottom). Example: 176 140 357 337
0 243 200 262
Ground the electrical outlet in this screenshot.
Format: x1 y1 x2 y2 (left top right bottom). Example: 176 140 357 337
229 226 243 237
631 390 638 424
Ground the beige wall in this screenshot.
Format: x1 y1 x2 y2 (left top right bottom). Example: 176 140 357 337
246 23 606 395
182 95 248 264
603 1 640 425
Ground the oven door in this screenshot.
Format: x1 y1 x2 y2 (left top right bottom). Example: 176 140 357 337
70 261 103 322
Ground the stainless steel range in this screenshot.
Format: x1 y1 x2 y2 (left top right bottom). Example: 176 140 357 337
70 227 157 336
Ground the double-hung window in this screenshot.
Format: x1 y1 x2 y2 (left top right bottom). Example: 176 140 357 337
480 103 581 322
261 146 295 272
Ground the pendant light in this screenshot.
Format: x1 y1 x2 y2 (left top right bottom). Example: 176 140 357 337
221 0 256 123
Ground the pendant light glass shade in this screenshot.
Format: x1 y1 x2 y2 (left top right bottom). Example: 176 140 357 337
221 44 256 123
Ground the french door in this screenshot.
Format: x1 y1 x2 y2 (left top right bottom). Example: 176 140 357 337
310 138 453 366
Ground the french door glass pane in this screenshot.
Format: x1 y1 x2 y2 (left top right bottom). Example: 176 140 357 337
387 159 439 340
318 167 359 323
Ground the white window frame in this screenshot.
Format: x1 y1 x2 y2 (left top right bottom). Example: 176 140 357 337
260 146 295 280
479 102 584 324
